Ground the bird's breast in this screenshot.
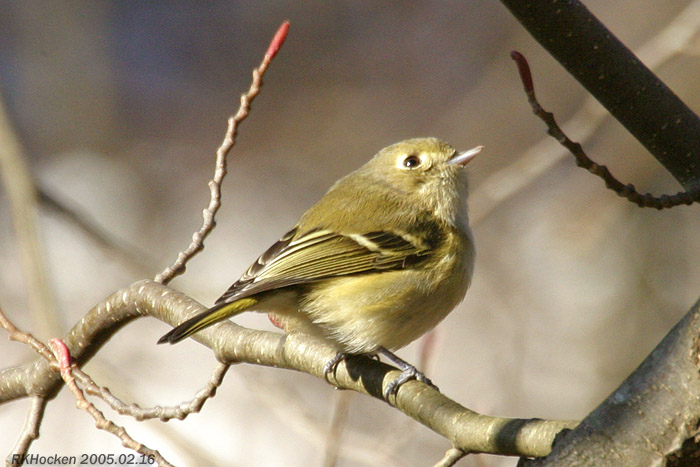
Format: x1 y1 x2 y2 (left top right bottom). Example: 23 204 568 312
300 232 473 354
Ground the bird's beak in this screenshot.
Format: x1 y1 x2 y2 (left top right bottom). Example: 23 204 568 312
449 145 483 167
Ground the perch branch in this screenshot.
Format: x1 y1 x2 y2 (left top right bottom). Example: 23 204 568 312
0 280 577 458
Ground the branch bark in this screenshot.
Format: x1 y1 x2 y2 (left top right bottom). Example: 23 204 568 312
500 0 700 191
520 298 700 466
0 280 576 458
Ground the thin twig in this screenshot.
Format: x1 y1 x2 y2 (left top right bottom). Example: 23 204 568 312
1 22 290 464
1 303 172 465
2 301 173 465
48 339 172 467
510 50 700 209
503 0 700 188
154 20 290 285
472 0 700 223
75 363 229 421
432 447 467 467
7 396 47 467
0 303 55 364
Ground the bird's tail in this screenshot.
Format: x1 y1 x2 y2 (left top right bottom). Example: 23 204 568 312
157 297 258 344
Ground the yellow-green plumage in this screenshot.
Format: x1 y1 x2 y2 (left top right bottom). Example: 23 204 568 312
158 138 479 358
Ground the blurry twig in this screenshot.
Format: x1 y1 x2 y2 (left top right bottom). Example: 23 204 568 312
373 333 440 464
0 93 62 338
433 447 466 467
48 339 171 467
246 370 403 466
323 391 353 467
510 50 699 209
38 186 154 275
154 20 290 285
8 396 47 467
471 0 700 222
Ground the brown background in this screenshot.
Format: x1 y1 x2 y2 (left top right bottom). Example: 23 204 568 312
2 2 700 466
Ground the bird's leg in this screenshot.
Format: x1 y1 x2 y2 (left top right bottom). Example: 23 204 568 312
378 347 438 398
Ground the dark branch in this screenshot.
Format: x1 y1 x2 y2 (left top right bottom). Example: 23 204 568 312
510 51 699 209
500 0 700 191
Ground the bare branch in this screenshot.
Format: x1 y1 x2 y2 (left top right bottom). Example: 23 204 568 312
75 363 229 422
520 298 700 466
472 0 700 223
0 280 576 458
510 51 699 209
500 0 700 190
154 20 290 285
48 339 171 467
432 447 466 467
7 397 47 467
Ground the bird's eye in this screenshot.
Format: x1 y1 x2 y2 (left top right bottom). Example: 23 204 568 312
402 155 421 168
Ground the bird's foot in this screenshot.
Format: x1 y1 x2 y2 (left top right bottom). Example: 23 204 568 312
323 351 349 384
378 347 439 399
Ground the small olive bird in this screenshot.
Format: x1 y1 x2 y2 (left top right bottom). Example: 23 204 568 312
158 137 481 398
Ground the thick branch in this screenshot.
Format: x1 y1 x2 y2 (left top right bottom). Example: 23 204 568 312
500 0 700 191
521 298 700 466
0 280 575 458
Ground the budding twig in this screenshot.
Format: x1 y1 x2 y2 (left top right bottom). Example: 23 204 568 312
49 339 172 467
510 50 700 209
155 20 291 284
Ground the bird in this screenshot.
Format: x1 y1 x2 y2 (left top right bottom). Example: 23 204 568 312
158 137 480 398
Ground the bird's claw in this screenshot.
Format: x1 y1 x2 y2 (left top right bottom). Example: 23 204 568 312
383 366 439 399
323 352 348 383
377 347 439 400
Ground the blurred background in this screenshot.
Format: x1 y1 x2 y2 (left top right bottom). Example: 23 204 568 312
2 1 700 466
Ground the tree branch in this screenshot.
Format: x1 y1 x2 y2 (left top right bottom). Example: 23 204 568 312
154 20 289 285
0 280 577 458
510 50 698 208
48 338 168 466
520 298 700 466
500 0 700 191
471 0 700 223
9 397 46 465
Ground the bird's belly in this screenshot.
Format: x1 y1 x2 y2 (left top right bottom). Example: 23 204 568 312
301 265 469 354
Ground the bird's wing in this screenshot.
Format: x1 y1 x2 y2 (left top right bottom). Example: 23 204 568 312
215 226 432 304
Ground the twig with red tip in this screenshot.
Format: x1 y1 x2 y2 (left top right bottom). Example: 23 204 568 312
510 50 698 209
49 338 173 467
155 20 291 284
